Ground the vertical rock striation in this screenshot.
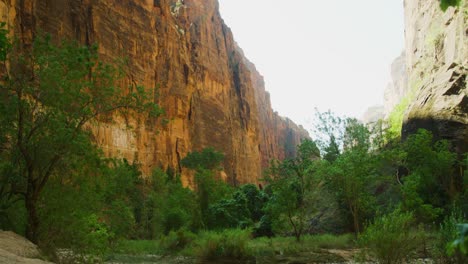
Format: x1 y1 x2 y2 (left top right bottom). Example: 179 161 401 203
0 0 309 185
383 52 408 118
402 0 467 154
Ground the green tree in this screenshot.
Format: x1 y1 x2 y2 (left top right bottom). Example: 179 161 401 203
265 140 319 241
181 147 230 228
399 129 458 223
148 168 198 237
315 117 376 235
0 33 162 243
181 147 225 171
311 109 346 162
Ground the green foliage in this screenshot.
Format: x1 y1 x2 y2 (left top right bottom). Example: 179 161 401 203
160 228 196 253
248 234 353 256
0 31 161 243
400 129 457 223
0 22 10 61
181 147 224 171
311 110 346 158
448 223 468 256
192 229 253 261
207 183 267 230
111 240 161 255
436 211 468 262
387 96 411 138
194 169 232 227
359 209 422 264
440 0 462 11
314 118 376 235
264 140 320 241
147 168 198 237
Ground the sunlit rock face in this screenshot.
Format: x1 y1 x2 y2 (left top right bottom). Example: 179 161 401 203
402 0 467 154
361 105 384 124
383 52 408 119
0 0 309 185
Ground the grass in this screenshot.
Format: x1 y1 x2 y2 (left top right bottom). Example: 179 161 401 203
191 229 254 261
111 239 162 255
248 234 354 256
106 232 355 263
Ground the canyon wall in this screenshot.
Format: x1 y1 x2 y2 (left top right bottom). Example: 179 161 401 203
383 52 408 119
402 0 467 154
0 0 309 185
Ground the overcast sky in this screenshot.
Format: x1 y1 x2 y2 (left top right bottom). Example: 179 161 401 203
218 0 405 129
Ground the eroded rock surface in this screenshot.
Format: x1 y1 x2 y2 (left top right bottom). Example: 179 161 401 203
402 0 467 153
0 231 52 264
0 0 309 185
383 52 408 118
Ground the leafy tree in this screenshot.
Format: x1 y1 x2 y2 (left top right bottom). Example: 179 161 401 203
0 33 162 243
181 148 230 228
147 168 198 237
206 184 267 230
265 140 319 241
315 116 376 235
311 109 346 161
181 147 224 171
399 129 458 223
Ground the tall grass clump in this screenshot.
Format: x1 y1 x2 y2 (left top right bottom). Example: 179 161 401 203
435 210 467 263
193 229 254 262
359 209 422 264
159 228 196 253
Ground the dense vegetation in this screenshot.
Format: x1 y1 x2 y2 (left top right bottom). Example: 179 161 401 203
0 25 467 263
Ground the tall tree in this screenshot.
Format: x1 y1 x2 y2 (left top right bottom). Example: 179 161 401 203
0 33 162 242
265 140 319 241
314 114 376 235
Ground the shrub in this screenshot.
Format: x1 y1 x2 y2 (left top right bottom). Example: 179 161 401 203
193 229 253 261
435 211 466 263
160 228 196 253
359 209 422 264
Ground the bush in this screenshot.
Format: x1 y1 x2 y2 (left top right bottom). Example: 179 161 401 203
193 229 253 261
160 228 196 253
359 209 422 264
435 211 466 263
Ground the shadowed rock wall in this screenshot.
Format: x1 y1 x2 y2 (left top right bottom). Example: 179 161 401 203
402 0 467 154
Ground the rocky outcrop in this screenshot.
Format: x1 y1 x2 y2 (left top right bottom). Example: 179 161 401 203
383 52 408 118
402 0 467 153
0 0 309 185
361 105 384 124
0 231 52 263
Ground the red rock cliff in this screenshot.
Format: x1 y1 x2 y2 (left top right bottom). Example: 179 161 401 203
0 0 309 185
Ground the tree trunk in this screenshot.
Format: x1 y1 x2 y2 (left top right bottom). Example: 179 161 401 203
350 204 360 236
25 193 39 244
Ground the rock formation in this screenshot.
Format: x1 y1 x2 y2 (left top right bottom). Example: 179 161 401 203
383 52 408 118
402 0 467 154
0 231 52 264
361 105 384 124
0 0 309 186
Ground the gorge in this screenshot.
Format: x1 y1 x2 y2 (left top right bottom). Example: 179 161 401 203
0 0 309 187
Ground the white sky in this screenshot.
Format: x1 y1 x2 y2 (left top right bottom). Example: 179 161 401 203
218 0 405 129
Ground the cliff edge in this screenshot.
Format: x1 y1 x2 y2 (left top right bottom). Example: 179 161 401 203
0 0 309 185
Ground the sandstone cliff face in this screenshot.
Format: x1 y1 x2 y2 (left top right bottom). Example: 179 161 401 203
383 52 408 118
0 0 309 185
402 0 467 154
